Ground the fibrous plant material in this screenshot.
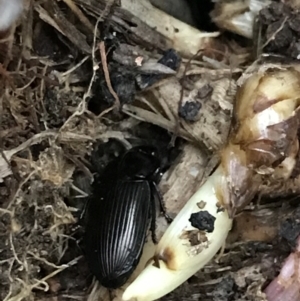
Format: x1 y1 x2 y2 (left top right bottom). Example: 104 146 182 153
159 143 218 218
121 0 220 58
123 75 237 152
123 66 300 301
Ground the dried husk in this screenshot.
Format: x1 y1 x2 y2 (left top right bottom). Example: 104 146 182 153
219 68 300 216
211 0 270 38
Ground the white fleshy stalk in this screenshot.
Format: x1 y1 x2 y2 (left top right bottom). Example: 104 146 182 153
123 166 232 301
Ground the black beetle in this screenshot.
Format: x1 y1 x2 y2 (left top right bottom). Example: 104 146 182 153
84 145 169 289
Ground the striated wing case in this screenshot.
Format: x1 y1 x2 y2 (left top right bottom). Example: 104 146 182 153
84 178 151 288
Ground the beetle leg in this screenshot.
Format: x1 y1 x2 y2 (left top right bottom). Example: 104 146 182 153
79 198 90 223
108 289 114 301
150 195 158 244
152 182 173 224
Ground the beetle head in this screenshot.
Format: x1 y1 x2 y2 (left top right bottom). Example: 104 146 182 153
119 146 161 180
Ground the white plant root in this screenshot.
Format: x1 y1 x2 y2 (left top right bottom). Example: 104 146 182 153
123 167 232 301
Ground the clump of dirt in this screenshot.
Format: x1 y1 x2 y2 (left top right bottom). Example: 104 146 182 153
257 1 300 59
